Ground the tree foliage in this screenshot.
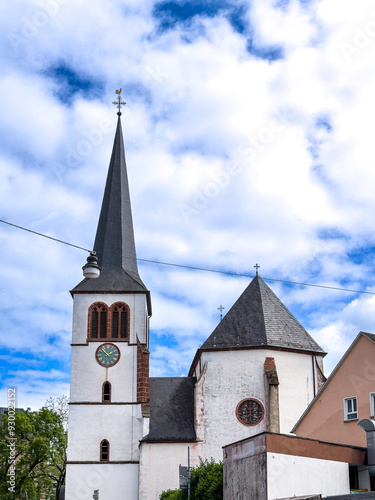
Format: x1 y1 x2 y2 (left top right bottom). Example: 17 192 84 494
44 395 69 431
0 403 67 500
160 458 223 500
160 489 184 500
190 458 223 500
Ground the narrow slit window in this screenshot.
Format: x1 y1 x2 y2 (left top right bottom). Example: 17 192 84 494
110 303 129 340
371 393 375 417
100 440 109 461
92 310 98 338
112 311 119 339
103 382 111 402
120 310 127 338
89 303 108 339
100 310 107 338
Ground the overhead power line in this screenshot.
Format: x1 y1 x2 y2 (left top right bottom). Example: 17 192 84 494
0 219 91 253
136 258 375 295
1 218 374 296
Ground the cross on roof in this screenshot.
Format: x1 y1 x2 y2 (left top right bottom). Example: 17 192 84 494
254 263 260 275
113 89 126 115
218 305 225 321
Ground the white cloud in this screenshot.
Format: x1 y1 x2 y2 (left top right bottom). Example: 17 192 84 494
1 0 375 409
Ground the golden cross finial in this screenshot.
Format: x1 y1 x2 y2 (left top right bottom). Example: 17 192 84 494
113 89 126 115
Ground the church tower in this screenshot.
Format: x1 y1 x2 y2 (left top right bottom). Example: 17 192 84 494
65 99 151 500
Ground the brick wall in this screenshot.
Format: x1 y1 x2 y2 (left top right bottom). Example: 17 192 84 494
137 341 149 403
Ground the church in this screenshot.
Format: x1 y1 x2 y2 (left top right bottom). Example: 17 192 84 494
65 101 327 500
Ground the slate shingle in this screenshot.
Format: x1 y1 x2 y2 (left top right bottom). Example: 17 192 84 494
201 275 324 354
145 377 196 442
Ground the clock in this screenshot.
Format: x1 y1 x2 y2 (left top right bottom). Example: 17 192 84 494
236 398 264 426
95 343 120 367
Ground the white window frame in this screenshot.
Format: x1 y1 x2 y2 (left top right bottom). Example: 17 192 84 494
344 396 358 421
370 392 375 418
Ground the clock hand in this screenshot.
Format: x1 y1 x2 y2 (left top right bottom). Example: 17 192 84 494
102 349 110 357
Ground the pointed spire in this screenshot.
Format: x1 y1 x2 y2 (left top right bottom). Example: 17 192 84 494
93 116 140 278
72 110 148 298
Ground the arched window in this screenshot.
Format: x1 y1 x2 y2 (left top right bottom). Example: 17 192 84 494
110 303 129 339
88 303 108 339
88 302 130 340
102 382 111 402
100 439 109 462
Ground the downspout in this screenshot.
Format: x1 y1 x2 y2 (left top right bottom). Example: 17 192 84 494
312 355 316 398
358 419 375 483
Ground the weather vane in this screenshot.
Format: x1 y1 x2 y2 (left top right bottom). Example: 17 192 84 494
113 89 126 115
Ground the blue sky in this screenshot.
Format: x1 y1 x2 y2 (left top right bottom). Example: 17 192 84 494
1 0 375 410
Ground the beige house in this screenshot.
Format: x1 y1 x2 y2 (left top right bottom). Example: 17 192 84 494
292 331 375 448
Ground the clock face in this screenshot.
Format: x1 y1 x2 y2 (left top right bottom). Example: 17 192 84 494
95 343 120 367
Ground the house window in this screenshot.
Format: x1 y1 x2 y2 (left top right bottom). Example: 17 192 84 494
100 439 109 461
370 392 375 418
102 382 111 402
89 303 108 339
344 397 358 421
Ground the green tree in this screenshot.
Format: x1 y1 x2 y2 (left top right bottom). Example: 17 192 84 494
190 458 223 500
160 458 223 500
45 395 69 431
160 489 185 500
0 406 67 500
44 395 68 499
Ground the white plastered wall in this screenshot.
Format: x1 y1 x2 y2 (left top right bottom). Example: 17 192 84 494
267 452 350 499
65 463 139 500
69 342 137 402
195 348 317 461
139 442 200 500
270 350 317 433
195 350 268 461
67 404 143 462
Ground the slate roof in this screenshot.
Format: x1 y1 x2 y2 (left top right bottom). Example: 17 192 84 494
144 377 196 442
363 332 375 343
200 275 324 354
72 116 149 298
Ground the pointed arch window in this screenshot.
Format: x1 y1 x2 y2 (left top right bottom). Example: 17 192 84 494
111 303 129 339
89 303 108 339
102 382 111 402
100 439 109 462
